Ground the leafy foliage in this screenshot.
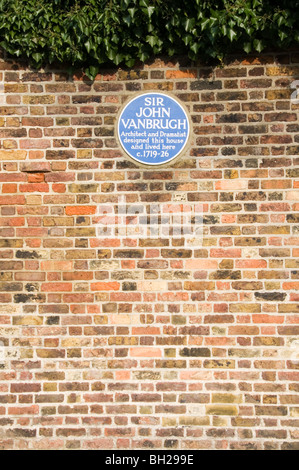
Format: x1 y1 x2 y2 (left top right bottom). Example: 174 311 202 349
0 0 299 79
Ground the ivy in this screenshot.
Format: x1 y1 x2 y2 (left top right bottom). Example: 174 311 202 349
0 0 298 79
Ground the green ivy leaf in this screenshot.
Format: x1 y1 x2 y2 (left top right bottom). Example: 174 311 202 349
190 42 200 54
253 39 264 52
228 29 237 41
243 41 252 53
142 6 155 18
85 65 99 80
146 35 156 47
128 8 136 18
32 52 42 63
182 18 196 33
125 58 135 67
279 30 287 41
85 39 92 53
200 18 210 31
123 15 131 27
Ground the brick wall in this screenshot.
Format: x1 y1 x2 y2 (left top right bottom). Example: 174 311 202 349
0 51 298 450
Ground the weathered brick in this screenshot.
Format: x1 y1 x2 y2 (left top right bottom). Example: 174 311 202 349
0 53 297 451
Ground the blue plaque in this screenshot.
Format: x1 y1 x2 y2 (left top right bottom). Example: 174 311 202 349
117 92 190 165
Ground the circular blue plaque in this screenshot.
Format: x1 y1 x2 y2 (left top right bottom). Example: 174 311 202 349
117 92 190 165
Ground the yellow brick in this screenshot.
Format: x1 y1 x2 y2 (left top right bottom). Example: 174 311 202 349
44 383 57 392
23 95 55 104
212 393 243 404
61 338 90 347
266 66 299 76
179 416 210 426
0 150 27 160
20 349 33 359
165 348 176 358
3 140 17 149
95 172 125 181
26 195 42 205
162 417 177 426
265 282 281 290
94 316 108 325
290 407 299 418
13 316 43 326
43 217 74 226
212 417 229 426
140 406 152 414
206 405 238 416
77 149 92 159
